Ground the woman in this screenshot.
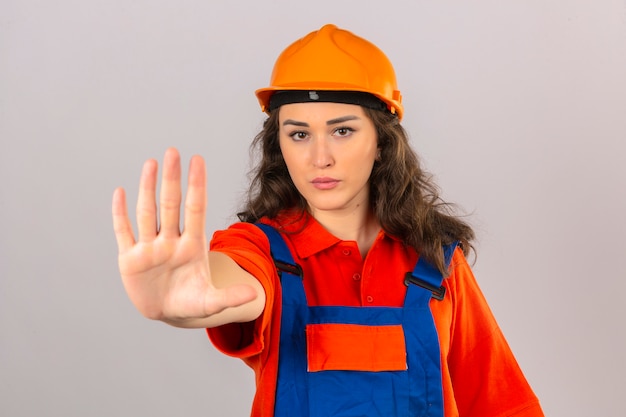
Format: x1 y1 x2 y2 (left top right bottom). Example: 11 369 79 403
112 24 544 417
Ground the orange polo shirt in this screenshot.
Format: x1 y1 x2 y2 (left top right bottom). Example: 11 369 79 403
208 210 544 417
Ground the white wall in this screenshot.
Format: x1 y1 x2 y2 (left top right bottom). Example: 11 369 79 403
1 1 625 416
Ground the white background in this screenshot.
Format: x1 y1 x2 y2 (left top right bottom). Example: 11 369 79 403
1 0 625 416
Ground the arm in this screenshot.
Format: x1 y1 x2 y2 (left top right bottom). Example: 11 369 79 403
111 147 265 328
446 251 544 416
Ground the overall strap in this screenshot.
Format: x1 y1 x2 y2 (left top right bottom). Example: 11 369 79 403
255 223 310 417
404 242 459 301
256 223 303 279
401 241 458 417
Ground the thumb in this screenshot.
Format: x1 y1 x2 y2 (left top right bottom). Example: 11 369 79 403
204 284 261 317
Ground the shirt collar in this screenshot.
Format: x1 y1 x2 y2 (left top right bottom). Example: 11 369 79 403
264 210 400 259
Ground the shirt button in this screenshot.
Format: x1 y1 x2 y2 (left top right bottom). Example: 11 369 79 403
366 295 374 303
352 273 361 281
342 249 351 256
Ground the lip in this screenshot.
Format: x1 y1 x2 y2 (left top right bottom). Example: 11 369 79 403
311 177 340 190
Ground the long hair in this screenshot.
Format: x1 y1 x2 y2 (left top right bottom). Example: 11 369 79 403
237 111 305 222
365 107 475 274
238 107 475 275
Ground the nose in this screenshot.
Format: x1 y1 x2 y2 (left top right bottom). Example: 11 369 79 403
311 137 334 168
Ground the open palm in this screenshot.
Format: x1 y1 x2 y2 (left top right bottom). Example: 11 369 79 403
112 148 257 325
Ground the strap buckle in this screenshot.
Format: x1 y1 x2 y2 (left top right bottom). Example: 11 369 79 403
404 272 446 301
275 260 303 279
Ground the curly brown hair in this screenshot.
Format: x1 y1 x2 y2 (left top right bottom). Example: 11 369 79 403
238 107 474 275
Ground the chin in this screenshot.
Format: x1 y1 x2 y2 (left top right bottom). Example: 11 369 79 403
306 199 355 213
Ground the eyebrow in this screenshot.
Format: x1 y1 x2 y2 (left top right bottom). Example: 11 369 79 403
282 115 361 128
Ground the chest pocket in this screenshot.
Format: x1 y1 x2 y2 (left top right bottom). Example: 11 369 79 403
306 323 407 372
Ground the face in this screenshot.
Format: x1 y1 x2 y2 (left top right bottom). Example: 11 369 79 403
278 101 379 218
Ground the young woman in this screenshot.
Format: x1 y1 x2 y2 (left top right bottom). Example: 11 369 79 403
112 24 544 417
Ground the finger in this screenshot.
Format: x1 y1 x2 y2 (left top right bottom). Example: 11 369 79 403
158 148 182 238
183 154 207 239
136 158 158 242
112 187 136 252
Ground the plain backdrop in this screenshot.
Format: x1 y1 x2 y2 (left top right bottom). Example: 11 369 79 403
2 0 625 416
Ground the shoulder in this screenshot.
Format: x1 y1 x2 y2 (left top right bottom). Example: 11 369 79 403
210 221 269 249
445 247 480 296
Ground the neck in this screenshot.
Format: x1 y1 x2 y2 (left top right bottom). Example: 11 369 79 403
309 204 381 258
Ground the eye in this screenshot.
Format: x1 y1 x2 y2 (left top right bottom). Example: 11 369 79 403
333 127 355 137
289 131 309 141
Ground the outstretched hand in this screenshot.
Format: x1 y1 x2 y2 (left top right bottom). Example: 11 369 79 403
112 148 259 326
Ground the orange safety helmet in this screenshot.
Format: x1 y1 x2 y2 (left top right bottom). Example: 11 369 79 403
255 24 404 120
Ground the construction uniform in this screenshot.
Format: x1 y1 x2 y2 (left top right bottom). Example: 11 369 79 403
208 210 544 416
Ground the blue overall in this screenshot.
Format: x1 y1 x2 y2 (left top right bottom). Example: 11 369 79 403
256 224 458 417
